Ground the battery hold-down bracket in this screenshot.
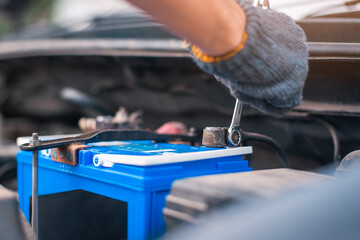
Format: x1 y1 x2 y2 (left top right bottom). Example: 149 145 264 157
51 144 89 166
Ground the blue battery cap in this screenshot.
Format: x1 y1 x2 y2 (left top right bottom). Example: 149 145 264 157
89 141 252 167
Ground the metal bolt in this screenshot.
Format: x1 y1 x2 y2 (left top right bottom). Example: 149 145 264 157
96 115 115 130
229 128 241 146
202 127 228 147
30 133 41 240
188 127 196 137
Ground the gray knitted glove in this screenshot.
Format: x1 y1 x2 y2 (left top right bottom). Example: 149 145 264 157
189 0 308 116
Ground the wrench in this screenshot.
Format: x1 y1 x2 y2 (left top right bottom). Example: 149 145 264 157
227 100 244 147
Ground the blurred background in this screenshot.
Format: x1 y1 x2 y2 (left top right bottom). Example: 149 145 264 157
0 1 359 240
1 0 360 38
0 0 359 192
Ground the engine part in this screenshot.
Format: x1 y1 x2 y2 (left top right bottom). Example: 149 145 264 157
78 107 143 132
156 122 189 135
0 187 35 240
335 150 360 176
60 87 113 115
165 169 360 240
164 169 331 232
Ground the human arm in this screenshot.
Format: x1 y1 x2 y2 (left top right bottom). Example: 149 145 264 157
127 0 246 56
126 0 308 116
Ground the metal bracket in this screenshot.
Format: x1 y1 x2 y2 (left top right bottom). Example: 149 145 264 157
20 129 201 152
51 144 89 166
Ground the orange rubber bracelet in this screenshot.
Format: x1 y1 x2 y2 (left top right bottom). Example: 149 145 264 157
183 32 248 63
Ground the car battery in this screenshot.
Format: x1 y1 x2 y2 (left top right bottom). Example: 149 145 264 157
17 137 252 240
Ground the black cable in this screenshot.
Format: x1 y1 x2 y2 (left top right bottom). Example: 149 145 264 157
285 114 341 165
60 87 114 115
0 161 17 182
242 131 291 168
311 118 340 165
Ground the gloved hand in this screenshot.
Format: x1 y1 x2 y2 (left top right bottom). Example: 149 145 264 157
188 0 308 116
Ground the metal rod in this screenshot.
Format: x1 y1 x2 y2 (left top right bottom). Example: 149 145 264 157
30 133 41 240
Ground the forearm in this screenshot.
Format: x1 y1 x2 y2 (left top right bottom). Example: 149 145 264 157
127 0 246 56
